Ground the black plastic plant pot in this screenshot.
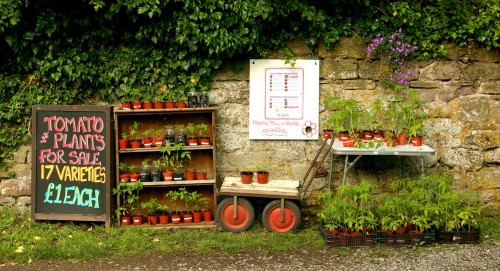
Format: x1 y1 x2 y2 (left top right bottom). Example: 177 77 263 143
173 171 184 181
140 166 151 182
151 167 162 182
199 92 209 107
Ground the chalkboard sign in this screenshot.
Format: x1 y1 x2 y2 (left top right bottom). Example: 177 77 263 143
31 105 113 228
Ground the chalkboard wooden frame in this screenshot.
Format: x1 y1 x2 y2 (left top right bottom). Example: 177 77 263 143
31 105 114 228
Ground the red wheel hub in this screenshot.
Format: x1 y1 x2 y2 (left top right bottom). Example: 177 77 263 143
220 202 251 230
266 206 296 232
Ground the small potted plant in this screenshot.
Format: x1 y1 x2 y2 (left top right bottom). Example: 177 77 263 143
163 124 175 146
129 121 142 148
164 89 176 109
323 96 363 145
160 142 191 181
184 167 196 181
139 158 151 182
165 189 183 224
142 90 154 109
153 93 164 109
151 159 163 182
240 167 254 184
196 123 210 145
153 128 164 147
175 123 186 145
112 180 134 225
118 162 130 182
141 197 160 225
128 164 140 182
127 181 144 225
118 84 132 110
190 191 202 222
130 87 143 109
255 165 269 184
157 201 169 224
185 123 198 146
141 128 154 148
200 197 212 222
195 168 207 180
118 132 129 149
177 95 188 108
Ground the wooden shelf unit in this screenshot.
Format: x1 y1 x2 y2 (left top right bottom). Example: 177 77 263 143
114 107 217 227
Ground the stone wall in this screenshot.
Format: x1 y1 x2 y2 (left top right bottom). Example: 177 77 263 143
1 37 498 215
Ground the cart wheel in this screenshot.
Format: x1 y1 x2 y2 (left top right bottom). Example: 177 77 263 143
216 197 255 233
262 200 301 233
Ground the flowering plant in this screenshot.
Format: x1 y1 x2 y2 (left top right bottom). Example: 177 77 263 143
366 28 418 90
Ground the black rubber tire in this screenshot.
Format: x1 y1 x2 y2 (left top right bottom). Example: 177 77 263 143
262 200 301 232
216 197 255 233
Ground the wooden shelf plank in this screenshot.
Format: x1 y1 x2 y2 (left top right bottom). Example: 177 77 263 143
219 177 300 199
127 180 216 187
123 221 218 229
118 145 214 153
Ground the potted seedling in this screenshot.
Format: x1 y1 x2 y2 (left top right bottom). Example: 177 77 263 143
200 197 212 222
157 201 169 224
164 89 176 109
175 123 186 145
153 93 164 109
142 89 154 109
255 165 269 184
141 128 154 148
166 189 183 224
118 84 133 110
177 94 188 108
130 87 143 109
178 187 194 223
118 132 129 149
128 164 140 182
119 162 130 182
323 96 363 145
159 142 191 181
190 191 203 222
185 123 198 146
184 167 196 180
196 123 210 145
127 181 144 225
129 121 142 148
151 159 163 182
139 158 151 182
141 197 160 225
240 166 254 184
153 128 164 147
164 124 175 146
195 168 207 180
112 180 134 225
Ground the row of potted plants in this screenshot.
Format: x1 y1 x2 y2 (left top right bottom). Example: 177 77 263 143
119 122 210 149
322 89 426 148
318 173 482 247
113 183 213 225
120 83 209 110
239 165 269 184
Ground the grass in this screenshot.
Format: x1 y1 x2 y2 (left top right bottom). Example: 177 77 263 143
0 208 498 265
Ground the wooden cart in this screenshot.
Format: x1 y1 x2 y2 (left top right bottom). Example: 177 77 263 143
216 136 334 233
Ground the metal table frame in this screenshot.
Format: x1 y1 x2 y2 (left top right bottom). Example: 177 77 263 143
328 138 436 187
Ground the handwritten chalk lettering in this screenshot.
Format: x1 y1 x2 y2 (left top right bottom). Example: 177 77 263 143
68 151 101 166
43 116 104 133
39 149 67 164
53 133 105 151
40 165 106 183
44 183 100 209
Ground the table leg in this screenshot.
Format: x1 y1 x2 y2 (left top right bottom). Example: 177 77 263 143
343 155 349 185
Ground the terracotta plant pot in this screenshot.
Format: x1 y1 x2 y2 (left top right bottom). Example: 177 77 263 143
147 214 159 225
240 171 254 184
338 131 349 141
165 101 175 109
203 210 212 222
322 129 333 140
121 102 132 110
177 101 187 108
187 137 198 146
119 173 130 182
411 136 423 146
130 140 141 148
362 131 373 140
118 139 129 149
183 213 193 223
162 170 174 181
153 102 164 109
196 172 207 180
184 169 196 180
342 137 354 147
153 137 164 147
132 101 143 109
143 102 153 109
386 138 397 147
129 173 140 182
257 171 269 184
132 215 143 225
143 137 153 148
397 133 408 145
121 216 131 225
193 211 202 223
199 137 210 145
170 213 181 224
159 215 169 224
373 133 383 143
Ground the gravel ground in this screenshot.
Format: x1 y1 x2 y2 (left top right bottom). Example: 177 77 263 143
1 243 498 271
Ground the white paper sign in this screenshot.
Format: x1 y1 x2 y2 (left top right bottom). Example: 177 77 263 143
249 59 319 140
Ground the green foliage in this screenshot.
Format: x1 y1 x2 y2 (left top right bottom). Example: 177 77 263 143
1 0 499 166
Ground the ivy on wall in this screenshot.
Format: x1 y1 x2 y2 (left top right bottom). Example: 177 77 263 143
0 0 499 166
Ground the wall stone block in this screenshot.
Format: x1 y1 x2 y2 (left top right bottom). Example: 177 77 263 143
463 63 500 80
0 178 31 197
484 148 500 163
321 58 358 79
479 81 500 95
420 61 461 81
440 148 483 171
318 36 366 59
